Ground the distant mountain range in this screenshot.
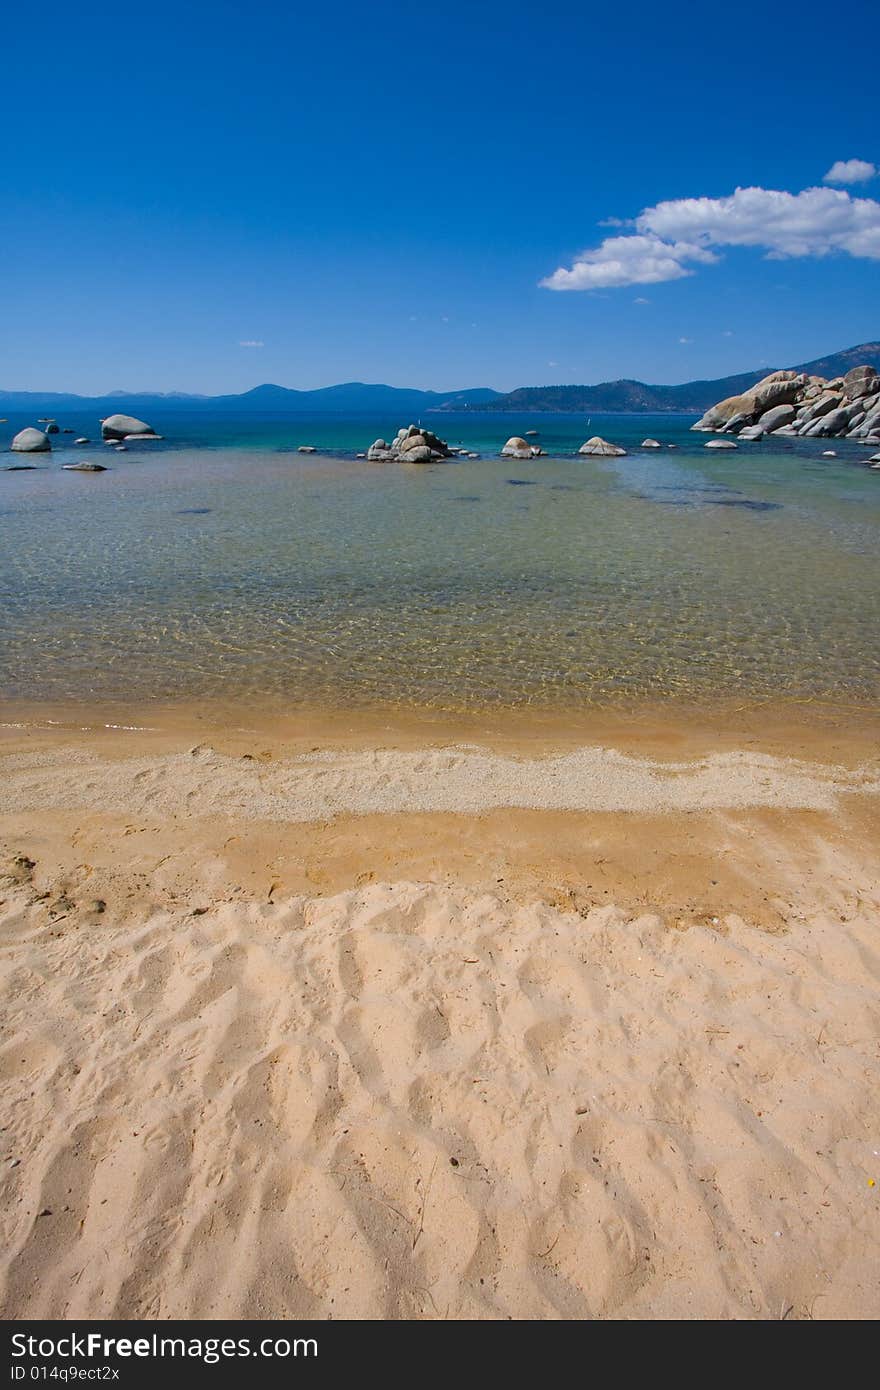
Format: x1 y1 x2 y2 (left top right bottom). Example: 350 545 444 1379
2 343 877 417
472 342 880 413
0 381 499 415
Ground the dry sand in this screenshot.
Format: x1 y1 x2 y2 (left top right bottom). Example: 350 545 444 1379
1 703 879 1319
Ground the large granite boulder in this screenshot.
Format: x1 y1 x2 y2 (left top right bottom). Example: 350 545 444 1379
101 413 156 441
757 404 797 432
501 436 536 459
843 365 877 400
11 427 51 452
578 436 626 456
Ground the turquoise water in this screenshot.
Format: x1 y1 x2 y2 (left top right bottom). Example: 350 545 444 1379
2 411 879 708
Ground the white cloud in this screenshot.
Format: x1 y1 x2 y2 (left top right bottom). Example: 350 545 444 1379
679 337 692 344
239 340 264 348
634 296 650 304
823 159 876 185
639 185 880 258
542 181 880 290
540 233 716 290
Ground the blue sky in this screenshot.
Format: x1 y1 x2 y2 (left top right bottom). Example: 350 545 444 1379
2 0 876 394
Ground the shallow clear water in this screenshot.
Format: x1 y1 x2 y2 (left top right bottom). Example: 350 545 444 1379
2 411 879 708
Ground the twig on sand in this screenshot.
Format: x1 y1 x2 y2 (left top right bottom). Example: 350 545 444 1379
412 1157 438 1251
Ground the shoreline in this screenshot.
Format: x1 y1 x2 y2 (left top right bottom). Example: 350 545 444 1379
3 692 880 760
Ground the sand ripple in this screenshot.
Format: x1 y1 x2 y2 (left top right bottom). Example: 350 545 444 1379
1 862 878 1319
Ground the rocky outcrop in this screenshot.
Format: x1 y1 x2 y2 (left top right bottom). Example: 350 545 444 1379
577 436 626 457
11 427 51 452
501 436 542 459
366 425 457 463
692 365 880 443
640 438 661 448
101 413 157 440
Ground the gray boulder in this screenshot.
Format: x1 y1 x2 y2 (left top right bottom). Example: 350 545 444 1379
798 391 842 425
757 403 796 432
63 461 107 472
704 439 737 449
101 413 156 440
640 438 662 448
738 425 765 440
11 427 51 452
843 365 878 400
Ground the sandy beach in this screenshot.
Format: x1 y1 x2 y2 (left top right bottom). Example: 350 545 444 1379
1 701 878 1319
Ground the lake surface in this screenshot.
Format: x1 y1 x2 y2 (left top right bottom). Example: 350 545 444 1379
2 411 879 709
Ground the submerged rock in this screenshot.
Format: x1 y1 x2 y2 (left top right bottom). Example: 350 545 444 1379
101 413 156 440
298 445 317 453
74 436 90 444
63 461 107 472
578 436 626 456
11 427 51 452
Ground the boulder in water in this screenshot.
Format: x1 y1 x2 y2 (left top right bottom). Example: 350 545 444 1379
501 436 533 459
578 436 626 456
11 427 51 453
101 413 156 441
63 461 107 472
704 439 737 449
640 438 661 448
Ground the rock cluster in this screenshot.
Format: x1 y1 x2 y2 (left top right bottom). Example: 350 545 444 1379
692 365 880 443
367 425 457 463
